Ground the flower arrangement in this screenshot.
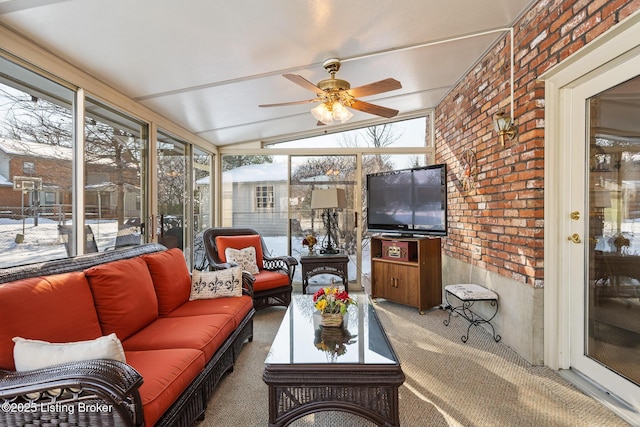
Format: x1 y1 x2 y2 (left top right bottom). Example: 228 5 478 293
302 234 317 249
610 233 631 254
312 286 356 315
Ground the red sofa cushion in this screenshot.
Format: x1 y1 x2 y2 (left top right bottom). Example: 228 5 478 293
122 314 236 361
0 272 102 371
142 248 191 316
215 235 264 269
165 295 254 328
85 257 158 340
125 349 204 427
253 270 291 291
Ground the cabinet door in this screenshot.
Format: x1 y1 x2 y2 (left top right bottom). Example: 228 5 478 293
372 261 418 307
391 264 419 306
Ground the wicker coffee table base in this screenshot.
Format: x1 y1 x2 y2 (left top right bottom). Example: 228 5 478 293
263 367 404 427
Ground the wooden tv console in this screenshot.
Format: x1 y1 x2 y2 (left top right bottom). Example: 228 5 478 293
370 235 442 314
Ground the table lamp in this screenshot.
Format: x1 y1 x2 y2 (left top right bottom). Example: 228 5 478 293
311 188 347 254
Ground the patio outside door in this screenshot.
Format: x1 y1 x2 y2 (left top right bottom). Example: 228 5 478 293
569 65 640 410
289 155 357 289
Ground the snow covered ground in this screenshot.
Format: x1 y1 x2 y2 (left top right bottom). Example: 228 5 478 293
0 218 370 289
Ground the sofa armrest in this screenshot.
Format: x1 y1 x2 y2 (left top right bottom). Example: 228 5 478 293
241 271 255 297
263 255 298 279
0 359 143 427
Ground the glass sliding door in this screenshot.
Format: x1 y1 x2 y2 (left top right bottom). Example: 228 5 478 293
85 98 148 252
0 57 75 264
290 155 356 290
220 154 289 257
157 131 188 252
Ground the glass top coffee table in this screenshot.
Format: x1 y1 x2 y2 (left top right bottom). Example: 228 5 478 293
263 294 405 427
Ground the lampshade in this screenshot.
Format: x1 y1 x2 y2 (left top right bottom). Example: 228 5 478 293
332 102 354 123
311 188 347 209
310 101 353 125
311 103 334 124
591 189 612 208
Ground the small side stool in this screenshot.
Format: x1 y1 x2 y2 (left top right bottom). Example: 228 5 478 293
443 284 501 343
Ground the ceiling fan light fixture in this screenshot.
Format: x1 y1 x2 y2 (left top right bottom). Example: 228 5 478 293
311 102 334 124
332 101 353 123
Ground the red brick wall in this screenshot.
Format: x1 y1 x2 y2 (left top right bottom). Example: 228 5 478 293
435 0 640 287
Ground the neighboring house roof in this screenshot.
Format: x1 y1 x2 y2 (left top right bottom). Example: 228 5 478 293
85 181 140 193
196 163 337 185
195 162 288 185
0 138 118 166
0 138 72 160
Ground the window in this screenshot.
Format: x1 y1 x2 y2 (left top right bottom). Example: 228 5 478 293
23 161 35 174
256 185 274 210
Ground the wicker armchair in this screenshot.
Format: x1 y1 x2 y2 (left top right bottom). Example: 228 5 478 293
202 227 297 310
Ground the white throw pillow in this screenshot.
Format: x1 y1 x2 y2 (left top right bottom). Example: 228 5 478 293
190 266 243 300
12 333 126 372
224 246 260 275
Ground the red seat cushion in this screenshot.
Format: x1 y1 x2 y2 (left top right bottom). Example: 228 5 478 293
0 272 102 371
125 349 204 427
165 296 253 328
142 248 191 316
85 257 159 340
215 235 263 269
122 314 236 361
253 270 291 292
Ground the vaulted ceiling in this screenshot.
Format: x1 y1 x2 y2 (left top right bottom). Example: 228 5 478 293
0 0 535 147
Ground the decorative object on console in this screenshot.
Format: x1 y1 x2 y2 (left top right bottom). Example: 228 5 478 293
312 285 356 327
311 188 347 254
302 233 318 255
494 111 518 145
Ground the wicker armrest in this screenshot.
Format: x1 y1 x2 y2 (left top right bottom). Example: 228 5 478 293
263 255 298 277
240 271 255 297
0 359 143 427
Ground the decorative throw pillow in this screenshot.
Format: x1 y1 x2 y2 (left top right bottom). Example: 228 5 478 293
12 333 126 372
224 246 260 275
190 267 243 300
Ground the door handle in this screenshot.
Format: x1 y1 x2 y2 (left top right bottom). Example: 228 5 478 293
567 233 582 244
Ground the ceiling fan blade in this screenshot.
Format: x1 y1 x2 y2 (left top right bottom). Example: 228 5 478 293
259 98 320 108
283 74 323 93
348 78 402 98
350 100 399 118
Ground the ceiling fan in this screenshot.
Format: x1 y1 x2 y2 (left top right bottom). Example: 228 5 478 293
259 58 402 125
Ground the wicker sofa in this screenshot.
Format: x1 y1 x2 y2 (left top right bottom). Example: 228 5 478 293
0 243 255 427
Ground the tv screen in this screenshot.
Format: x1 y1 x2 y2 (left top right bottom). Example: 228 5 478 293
366 164 447 236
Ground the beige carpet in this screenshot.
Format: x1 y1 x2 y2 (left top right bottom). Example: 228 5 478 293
197 297 630 427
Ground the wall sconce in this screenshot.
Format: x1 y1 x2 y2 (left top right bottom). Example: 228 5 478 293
494 111 518 145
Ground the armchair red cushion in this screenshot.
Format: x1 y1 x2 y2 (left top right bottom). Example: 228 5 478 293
215 235 264 269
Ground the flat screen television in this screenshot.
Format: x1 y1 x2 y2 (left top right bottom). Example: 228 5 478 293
366 164 448 236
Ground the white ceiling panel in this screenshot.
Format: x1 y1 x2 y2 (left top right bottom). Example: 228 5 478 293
0 0 534 147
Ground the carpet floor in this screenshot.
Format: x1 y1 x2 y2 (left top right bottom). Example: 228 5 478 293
196 297 630 427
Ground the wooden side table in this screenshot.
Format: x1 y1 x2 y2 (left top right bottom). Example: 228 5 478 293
300 253 349 294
